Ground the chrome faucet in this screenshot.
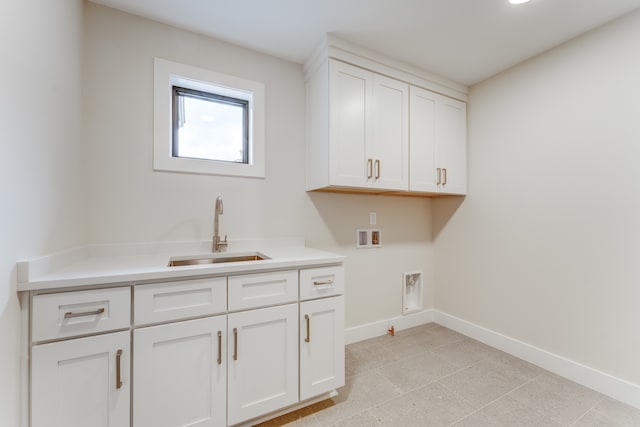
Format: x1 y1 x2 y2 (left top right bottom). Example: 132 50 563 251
212 196 228 252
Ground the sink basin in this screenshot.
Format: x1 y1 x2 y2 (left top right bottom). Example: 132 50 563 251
168 252 269 267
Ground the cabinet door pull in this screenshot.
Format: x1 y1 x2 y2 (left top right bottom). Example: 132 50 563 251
217 331 222 365
64 307 105 319
304 314 310 343
233 328 238 361
437 168 442 185
443 168 447 185
313 279 334 286
115 349 123 389
375 159 381 179
367 159 373 179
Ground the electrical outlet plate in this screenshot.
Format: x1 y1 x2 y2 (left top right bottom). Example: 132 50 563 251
356 229 382 248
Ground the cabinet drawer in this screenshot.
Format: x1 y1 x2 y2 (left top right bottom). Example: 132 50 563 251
300 266 344 301
32 287 130 342
228 270 298 311
134 277 227 325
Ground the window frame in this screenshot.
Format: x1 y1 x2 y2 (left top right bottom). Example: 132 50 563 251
171 85 250 164
154 58 265 178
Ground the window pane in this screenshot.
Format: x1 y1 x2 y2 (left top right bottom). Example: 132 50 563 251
174 91 247 163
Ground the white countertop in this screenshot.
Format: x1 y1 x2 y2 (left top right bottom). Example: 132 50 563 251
17 239 344 291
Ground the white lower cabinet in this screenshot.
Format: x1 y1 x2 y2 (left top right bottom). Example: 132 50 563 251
300 296 345 401
28 265 344 427
227 303 299 426
133 316 227 427
31 331 130 427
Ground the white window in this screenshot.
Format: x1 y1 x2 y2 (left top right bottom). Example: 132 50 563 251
154 58 265 177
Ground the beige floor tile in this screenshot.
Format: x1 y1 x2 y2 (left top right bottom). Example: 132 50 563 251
383 334 433 359
394 323 437 337
484 350 543 381
254 411 321 427
454 395 562 426
574 397 640 426
313 370 402 426
367 382 476 426
507 372 604 425
326 411 381 427
420 327 467 349
345 343 399 377
437 357 533 407
262 325 639 427
430 337 502 368
573 411 630 427
377 351 459 393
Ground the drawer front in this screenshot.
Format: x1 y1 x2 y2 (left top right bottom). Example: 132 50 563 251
228 270 298 311
32 287 130 342
299 266 344 301
134 277 227 325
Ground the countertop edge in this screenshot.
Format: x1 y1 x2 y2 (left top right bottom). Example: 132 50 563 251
18 245 345 292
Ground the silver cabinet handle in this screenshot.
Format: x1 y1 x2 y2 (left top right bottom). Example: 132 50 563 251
437 168 442 185
313 279 334 286
116 349 123 389
367 159 373 179
233 328 238 361
64 307 105 319
443 168 447 185
304 314 310 343
375 159 381 179
217 331 222 365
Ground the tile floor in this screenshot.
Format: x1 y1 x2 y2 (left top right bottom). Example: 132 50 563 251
256 323 640 426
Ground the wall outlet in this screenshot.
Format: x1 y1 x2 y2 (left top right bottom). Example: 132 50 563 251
369 212 377 225
356 229 382 248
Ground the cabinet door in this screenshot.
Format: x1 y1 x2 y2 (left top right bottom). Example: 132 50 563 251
227 303 299 425
329 60 373 188
372 74 409 190
300 296 345 401
409 86 439 192
133 316 226 427
438 96 467 195
31 331 130 427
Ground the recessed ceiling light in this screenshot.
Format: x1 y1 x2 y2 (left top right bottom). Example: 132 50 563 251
509 0 530 4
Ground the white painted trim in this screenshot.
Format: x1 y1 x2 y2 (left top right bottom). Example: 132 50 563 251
20 291 30 427
434 310 640 410
153 57 265 178
345 309 434 344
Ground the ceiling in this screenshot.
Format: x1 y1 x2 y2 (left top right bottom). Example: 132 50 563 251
89 0 640 86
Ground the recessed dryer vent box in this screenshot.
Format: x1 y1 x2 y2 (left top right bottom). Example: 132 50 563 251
403 271 423 315
356 229 382 249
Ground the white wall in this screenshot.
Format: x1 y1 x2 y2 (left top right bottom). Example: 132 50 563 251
83 3 434 328
0 0 85 424
434 9 640 386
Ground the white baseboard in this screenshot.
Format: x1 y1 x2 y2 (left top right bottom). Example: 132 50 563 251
345 309 434 344
434 310 640 410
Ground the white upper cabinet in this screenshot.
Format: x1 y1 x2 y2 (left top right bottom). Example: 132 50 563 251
409 86 467 195
409 87 439 193
328 61 371 188
307 52 467 196
438 96 467 195
311 59 409 192
371 74 409 190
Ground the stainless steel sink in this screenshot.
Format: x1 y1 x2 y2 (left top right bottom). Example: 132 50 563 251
168 252 269 267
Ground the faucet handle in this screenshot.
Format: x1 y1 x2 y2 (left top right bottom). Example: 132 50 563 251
217 235 228 252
